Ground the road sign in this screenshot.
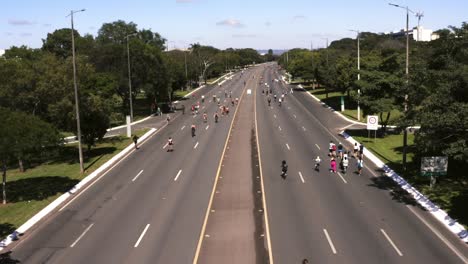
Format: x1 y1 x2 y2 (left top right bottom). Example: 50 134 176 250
421 156 448 177
367 115 378 130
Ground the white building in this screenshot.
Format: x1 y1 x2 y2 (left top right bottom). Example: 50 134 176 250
413 26 439 42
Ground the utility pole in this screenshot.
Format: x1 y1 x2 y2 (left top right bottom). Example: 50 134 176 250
68 9 86 174
126 33 137 121
350 30 361 120
389 3 413 174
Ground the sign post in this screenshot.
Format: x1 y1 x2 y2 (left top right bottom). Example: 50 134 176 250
421 156 448 188
366 115 378 141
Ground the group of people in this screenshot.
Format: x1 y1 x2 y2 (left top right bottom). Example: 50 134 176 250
318 141 364 175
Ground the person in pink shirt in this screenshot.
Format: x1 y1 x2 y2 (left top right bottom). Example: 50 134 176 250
330 158 337 173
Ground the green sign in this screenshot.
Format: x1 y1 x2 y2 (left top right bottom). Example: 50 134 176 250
420 156 448 177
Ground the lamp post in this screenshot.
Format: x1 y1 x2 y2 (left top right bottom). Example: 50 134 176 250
349 29 361 121
389 2 414 173
68 9 86 174
321 37 329 67
126 32 138 121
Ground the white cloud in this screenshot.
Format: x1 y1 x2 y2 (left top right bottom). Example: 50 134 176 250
216 19 245 28
8 19 35 26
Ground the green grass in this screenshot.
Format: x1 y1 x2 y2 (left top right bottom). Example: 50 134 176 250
348 129 468 228
0 129 149 238
173 90 191 100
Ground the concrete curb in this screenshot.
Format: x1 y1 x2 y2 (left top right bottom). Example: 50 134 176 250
340 131 468 244
0 128 158 251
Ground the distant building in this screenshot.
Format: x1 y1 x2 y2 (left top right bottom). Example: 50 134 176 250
390 26 439 42
413 26 439 41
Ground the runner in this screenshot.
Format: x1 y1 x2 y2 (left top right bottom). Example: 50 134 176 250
353 142 359 158
357 158 363 175
330 157 337 173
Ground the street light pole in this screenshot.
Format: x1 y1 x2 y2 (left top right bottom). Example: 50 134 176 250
126 33 137 121
68 9 85 174
389 3 413 173
350 30 361 121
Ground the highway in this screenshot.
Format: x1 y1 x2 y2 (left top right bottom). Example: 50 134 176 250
3 63 468 263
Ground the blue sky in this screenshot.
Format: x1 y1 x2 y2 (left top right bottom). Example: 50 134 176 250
1 0 467 51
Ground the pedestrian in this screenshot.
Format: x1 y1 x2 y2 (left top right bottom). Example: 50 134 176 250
342 156 349 173
302 259 309 264
328 140 334 156
157 107 161 116
357 158 363 175
359 143 364 158
330 157 337 173
132 134 139 149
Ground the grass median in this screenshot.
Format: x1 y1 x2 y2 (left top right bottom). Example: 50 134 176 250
0 128 149 239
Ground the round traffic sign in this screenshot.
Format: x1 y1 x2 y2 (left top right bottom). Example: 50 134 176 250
369 116 377 124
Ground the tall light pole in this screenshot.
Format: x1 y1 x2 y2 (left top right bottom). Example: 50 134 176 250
322 37 329 67
389 2 414 173
126 32 138 121
68 9 86 174
349 29 361 121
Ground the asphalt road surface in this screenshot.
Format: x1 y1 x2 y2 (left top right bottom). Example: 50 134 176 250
3 63 468 264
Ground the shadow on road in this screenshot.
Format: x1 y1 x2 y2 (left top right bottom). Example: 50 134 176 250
367 175 421 208
0 251 20 264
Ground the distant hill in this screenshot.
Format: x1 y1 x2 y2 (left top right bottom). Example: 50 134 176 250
257 49 287 56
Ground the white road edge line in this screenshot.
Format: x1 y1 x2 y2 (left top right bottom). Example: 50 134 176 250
163 143 168 149
286 143 290 150
206 125 209 130
132 170 144 182
380 229 403 256
70 223 94 248
406 205 468 263
194 142 199 149
134 224 150 248
315 144 321 150
337 172 348 184
323 229 337 254
298 171 305 183
174 170 183 181
181 125 186 130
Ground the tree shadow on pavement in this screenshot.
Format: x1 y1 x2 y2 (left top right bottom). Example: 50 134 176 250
6 176 79 203
0 251 20 264
0 223 16 241
448 190 468 227
367 175 422 208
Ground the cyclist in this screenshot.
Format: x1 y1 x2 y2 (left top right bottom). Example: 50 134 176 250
274 94 277 102
214 112 219 123
330 157 337 173
281 160 288 179
357 158 363 175
337 142 344 159
167 137 174 152
267 97 271 106
353 143 359 158
201 95 205 103
314 156 321 171
191 124 196 137
166 114 171 124
278 98 282 107
235 97 239 104
203 112 208 123
342 156 349 174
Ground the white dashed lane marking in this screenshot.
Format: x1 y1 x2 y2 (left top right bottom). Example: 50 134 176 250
174 170 183 181
132 170 144 182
